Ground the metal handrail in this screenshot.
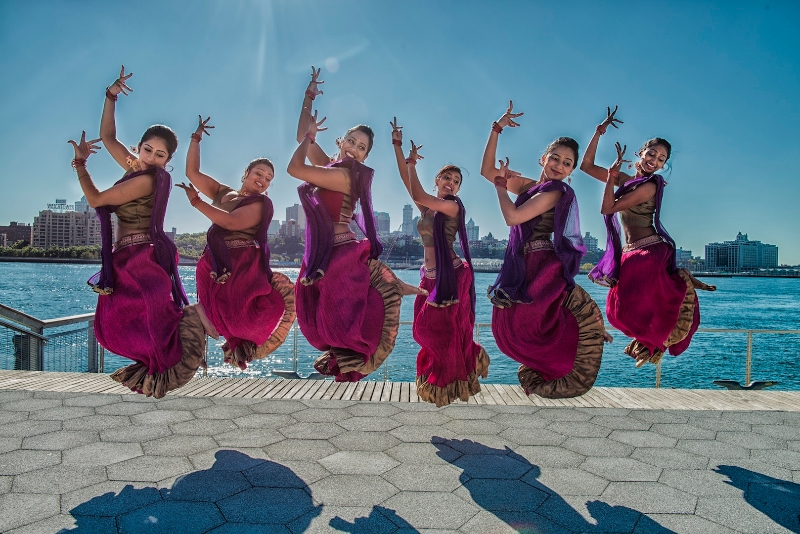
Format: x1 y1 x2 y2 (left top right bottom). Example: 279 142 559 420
0 318 48 341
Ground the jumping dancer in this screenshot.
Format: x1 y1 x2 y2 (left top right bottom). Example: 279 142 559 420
177 115 295 370
482 102 608 398
288 67 426 382
583 106 715 367
390 118 489 406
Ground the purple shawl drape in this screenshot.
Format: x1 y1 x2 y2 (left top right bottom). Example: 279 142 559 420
298 157 383 285
89 167 188 306
488 180 586 306
205 194 274 283
589 173 676 287
430 195 476 313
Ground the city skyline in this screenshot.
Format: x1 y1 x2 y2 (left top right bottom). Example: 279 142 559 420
1 1 798 261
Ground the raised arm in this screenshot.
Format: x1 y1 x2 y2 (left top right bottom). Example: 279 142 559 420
296 66 330 166
493 158 561 226
580 106 631 186
176 182 263 231
185 115 224 200
390 118 417 203
480 101 534 195
405 141 460 218
99 66 138 171
600 142 654 215
69 131 153 208
287 111 350 194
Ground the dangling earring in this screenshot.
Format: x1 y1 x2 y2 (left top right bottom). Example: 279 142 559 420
567 176 571 184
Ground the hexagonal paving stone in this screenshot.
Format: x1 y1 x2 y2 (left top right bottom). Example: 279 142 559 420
383 442 461 466
191 405 252 421
676 439 749 459
215 428 285 448
170 418 238 436
233 413 296 429
0 492 60 532
608 430 677 448
155 397 215 411
721 410 786 425
12 465 108 494
499 427 567 447
1 513 117 534
1 398 62 412
750 424 800 440
629 411 689 424
636 513 738 534
444 419 506 435
382 464 464 492
690 416 750 432
249 399 307 414
658 469 744 497
62 442 142 467
389 425 455 443
107 455 194 483
188 448 270 471
561 437 635 457
118 500 225 534
603 481 698 514
715 431 785 450
546 421 610 438
631 447 710 469
446 435 518 454
329 430 400 452
0 437 21 455
708 458 794 483
142 434 218 456
21 430 98 451
63 394 122 407
219 487 322 524
512 446 587 468
63 415 130 431
265 438 338 461
29 406 95 421
0 410 28 425
649 423 717 440
534 409 592 422
525 467 609 496
0 419 61 438
441 406 495 420
207 522 291 534
382 491 478 529
95 402 154 416
537 492 644 533
695 495 793 533
279 422 344 440
456 478 549 511
460 509 571 534
346 403 402 418
581 457 662 482
750 449 800 470
309 475 399 506
288 505 398 534
390 411 452 427
132 409 195 426
161 470 250 502
338 416 403 432
0 391 33 402
292 407 352 423
319 451 399 475
0 449 61 475
243 459 327 487
589 415 652 431
100 424 173 443
453 453 531 480
61 480 162 516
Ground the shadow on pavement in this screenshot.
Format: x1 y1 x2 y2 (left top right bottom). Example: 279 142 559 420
60 449 323 533
330 505 419 533
715 464 800 533
434 437 674 533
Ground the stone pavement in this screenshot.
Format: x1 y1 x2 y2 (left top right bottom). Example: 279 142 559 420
0 388 799 533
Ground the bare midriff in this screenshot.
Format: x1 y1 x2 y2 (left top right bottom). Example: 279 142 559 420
423 246 458 271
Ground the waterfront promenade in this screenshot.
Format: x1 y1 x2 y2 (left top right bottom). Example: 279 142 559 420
0 371 799 533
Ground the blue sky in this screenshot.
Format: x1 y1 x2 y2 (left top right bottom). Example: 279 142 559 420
1 0 799 262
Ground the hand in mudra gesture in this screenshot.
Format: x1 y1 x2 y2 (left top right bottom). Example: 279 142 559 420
108 65 133 97
67 131 102 161
195 115 214 138
495 157 511 188
306 110 328 138
496 100 524 129
407 140 424 163
176 182 200 203
390 117 403 144
307 66 324 98
600 105 624 131
609 142 630 180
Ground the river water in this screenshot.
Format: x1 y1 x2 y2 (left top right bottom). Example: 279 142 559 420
1 262 798 390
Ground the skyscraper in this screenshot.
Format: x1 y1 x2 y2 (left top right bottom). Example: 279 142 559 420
466 218 479 241
583 231 598 253
401 204 413 235
374 211 391 235
286 204 306 231
705 232 778 272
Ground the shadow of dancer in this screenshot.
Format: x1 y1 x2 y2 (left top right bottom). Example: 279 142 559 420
715 465 800 533
434 438 673 533
330 505 420 533
61 449 322 533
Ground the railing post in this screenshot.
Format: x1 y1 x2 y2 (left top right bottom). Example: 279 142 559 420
292 323 298 373
99 346 105 374
87 320 98 373
203 337 208 377
655 360 661 388
745 331 753 386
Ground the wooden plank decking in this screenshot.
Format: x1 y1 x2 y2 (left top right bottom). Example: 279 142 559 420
1 370 799 411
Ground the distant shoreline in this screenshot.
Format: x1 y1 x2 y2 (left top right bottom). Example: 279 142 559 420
2 257 798 278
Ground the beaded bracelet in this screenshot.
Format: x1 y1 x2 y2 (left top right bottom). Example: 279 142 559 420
305 89 316 100
392 139 402 146
190 196 202 207
191 133 203 143
491 122 503 134
71 158 87 170
596 124 607 135
305 133 316 144
105 88 118 102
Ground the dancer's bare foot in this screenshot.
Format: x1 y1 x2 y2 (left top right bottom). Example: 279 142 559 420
683 269 716 291
195 303 220 340
594 310 614 343
400 280 429 297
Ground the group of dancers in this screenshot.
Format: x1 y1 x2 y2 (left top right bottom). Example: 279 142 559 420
68 66 715 404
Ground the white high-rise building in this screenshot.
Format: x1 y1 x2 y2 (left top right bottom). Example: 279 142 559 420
466 218 479 241
401 204 413 235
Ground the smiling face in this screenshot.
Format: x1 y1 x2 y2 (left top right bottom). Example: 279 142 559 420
137 137 171 169
540 145 577 181
435 168 462 197
637 144 669 175
336 130 371 162
241 163 274 195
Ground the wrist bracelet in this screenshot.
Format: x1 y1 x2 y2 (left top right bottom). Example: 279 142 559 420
405 158 417 166
491 122 503 134
305 133 316 144
105 87 118 102
72 158 87 170
305 89 316 100
190 196 202 207
596 124 607 135
392 139 402 147
191 133 203 143
494 176 507 189
609 170 619 178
